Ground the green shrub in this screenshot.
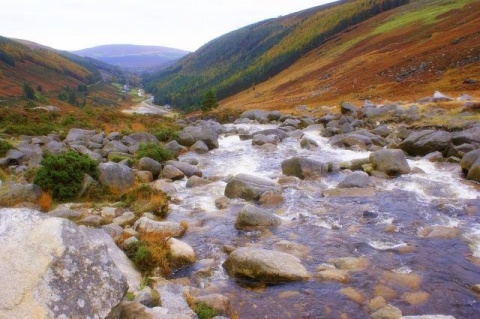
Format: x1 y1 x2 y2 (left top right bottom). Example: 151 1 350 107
33 151 99 201
135 143 173 163
123 240 156 273
0 140 13 157
195 302 218 319
153 128 180 142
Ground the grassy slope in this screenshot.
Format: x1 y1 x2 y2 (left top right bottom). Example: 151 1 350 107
221 0 480 112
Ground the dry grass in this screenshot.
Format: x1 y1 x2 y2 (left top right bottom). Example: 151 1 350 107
38 192 52 212
139 232 172 276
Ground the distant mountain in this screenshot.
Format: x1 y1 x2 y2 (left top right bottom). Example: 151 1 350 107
72 44 190 72
143 0 409 110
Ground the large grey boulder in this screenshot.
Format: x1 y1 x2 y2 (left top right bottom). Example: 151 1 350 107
190 140 209 154
224 173 282 201
138 157 162 178
0 209 127 318
460 149 480 182
223 248 310 282
399 130 453 156
370 149 410 176
452 125 480 146
128 132 159 145
64 128 96 144
167 238 196 268
235 205 281 230
165 160 202 178
133 217 185 237
252 128 288 141
340 102 358 116
338 171 372 188
164 140 188 157
161 164 185 180
281 157 335 179
178 125 219 150
103 140 129 155
0 183 42 205
252 134 280 146
99 162 135 192
240 109 270 123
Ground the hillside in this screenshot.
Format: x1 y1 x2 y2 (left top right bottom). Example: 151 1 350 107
72 44 190 72
222 0 480 111
144 0 409 110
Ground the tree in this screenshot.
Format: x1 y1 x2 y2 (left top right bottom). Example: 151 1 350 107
23 83 35 100
200 89 219 112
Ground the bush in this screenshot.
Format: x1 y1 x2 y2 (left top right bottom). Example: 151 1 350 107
123 241 157 273
195 302 218 319
153 128 180 142
0 140 13 157
135 143 173 163
33 151 99 201
123 234 171 275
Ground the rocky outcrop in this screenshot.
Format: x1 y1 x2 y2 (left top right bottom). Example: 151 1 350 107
370 149 410 176
99 162 135 192
224 173 282 201
281 157 337 179
223 248 310 282
235 204 282 230
399 130 453 156
0 208 127 318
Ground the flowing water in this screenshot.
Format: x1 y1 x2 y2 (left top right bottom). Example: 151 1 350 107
167 123 480 318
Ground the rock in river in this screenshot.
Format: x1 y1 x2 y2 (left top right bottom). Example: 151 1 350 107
225 173 282 201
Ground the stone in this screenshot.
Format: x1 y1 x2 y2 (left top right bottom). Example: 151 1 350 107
223 248 310 282
99 162 135 192
152 179 177 195
103 140 129 155
215 196 230 209
154 282 197 318
281 157 334 179
402 291 430 305
133 217 185 237
129 132 159 145
370 149 410 176
371 304 402 319
48 206 83 219
235 204 282 230
135 170 154 183
0 208 127 318
191 294 230 316
102 223 124 242
0 183 42 205
252 134 280 146
460 149 480 182
165 160 202 178
340 102 358 116
179 125 219 149
258 190 284 207
45 140 64 154
161 164 185 180
113 211 136 227
64 128 96 144
224 173 282 201
78 215 104 226
417 226 461 239
340 287 365 304
300 137 319 150
240 109 270 123
251 128 289 141
139 157 163 178
399 130 453 157
328 257 370 272
433 91 454 102
186 175 211 188
322 188 376 198
338 171 372 188
273 240 310 258
368 297 387 313
317 269 350 283
190 140 209 154
164 140 188 157
401 316 456 319
134 287 161 308
167 238 196 268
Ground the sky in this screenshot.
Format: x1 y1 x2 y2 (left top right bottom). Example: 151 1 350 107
1 0 337 52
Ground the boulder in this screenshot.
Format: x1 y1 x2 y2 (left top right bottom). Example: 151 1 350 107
167 238 196 268
64 128 96 144
235 204 282 230
138 157 163 178
152 180 177 195
186 176 211 188
224 173 282 201
190 293 230 317
400 316 456 319
252 134 280 146
0 183 42 205
452 125 480 146
399 130 453 156
223 248 310 282
251 128 288 141
0 209 127 318
338 171 372 188
300 137 319 150
113 211 136 227
45 140 64 154
178 125 219 149
70 145 103 163
133 287 160 308
460 149 480 182
433 91 454 102
165 160 202 178
128 132 159 144
340 102 358 116
161 164 185 181
370 149 410 176
133 217 185 237
190 140 209 154
164 140 188 157
240 109 270 123
281 157 335 179
371 304 402 319
99 162 135 192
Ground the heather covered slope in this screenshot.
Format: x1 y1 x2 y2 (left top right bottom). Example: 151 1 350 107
144 0 408 110
222 0 480 111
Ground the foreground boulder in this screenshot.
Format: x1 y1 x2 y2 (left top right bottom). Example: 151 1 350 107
0 208 127 318
460 149 480 182
370 149 410 176
399 130 453 156
281 157 336 179
235 205 282 230
224 173 282 201
223 248 310 282
178 125 219 150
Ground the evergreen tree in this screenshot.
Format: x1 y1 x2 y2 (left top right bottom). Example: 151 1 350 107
23 83 35 100
200 89 218 112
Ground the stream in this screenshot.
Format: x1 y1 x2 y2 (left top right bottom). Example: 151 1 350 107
166 123 480 318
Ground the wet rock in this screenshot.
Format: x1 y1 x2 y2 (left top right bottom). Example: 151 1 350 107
417 226 461 239
223 248 310 282
99 162 135 192
281 157 334 179
179 125 219 149
370 149 410 176
134 287 161 308
328 257 369 272
300 137 319 150
190 140 209 154
235 204 282 230
215 196 230 209
317 269 350 283
399 130 453 157
224 173 282 201
402 291 430 305
371 304 402 319
139 157 163 178
152 179 177 195
0 208 127 319
252 128 289 141
190 293 230 317
252 134 280 146
164 140 188 157
133 217 185 237
273 240 310 258
165 160 202 178
0 182 42 205
423 151 444 162
161 164 185 180
340 287 365 304
323 188 376 198
338 171 372 188
460 149 480 182
368 296 387 313
401 316 456 319
186 175 211 188
381 271 422 291
168 238 196 268
258 190 284 207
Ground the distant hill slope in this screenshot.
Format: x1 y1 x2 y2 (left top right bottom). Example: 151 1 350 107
72 44 190 72
0 37 124 98
144 0 409 110
222 0 480 111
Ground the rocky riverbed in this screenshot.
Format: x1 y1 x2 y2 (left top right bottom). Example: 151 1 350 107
0 97 479 318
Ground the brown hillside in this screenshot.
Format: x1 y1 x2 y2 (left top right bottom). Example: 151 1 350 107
222 0 480 112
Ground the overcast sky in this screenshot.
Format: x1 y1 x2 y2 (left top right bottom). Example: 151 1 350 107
1 0 337 52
